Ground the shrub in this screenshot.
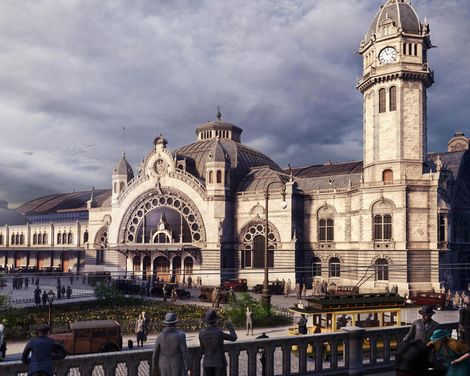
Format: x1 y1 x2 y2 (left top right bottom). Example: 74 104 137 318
94 282 125 303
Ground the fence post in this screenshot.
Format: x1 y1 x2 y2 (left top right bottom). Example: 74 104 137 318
342 326 365 376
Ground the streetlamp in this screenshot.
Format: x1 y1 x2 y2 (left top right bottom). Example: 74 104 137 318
47 290 55 329
261 181 287 312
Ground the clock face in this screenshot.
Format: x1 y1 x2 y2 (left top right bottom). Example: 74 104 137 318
379 47 397 64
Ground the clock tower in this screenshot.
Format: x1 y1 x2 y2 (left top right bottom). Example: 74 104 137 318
357 0 433 183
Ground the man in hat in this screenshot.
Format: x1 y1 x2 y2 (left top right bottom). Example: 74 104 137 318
199 309 237 376
459 296 470 346
152 312 191 376
403 305 440 344
21 325 66 376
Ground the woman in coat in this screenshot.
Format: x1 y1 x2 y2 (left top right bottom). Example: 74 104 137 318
135 314 146 348
152 312 191 376
428 329 470 376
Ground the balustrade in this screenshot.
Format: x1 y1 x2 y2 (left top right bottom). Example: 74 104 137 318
1 322 459 376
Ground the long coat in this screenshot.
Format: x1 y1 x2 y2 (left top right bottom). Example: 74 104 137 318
199 325 237 368
152 327 191 376
403 318 439 343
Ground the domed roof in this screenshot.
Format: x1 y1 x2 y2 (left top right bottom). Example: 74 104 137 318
174 138 281 187
113 152 134 181
366 0 421 42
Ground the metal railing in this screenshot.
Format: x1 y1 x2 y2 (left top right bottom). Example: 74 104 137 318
0 322 459 376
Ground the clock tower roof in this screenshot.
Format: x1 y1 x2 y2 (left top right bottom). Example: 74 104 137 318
365 0 422 43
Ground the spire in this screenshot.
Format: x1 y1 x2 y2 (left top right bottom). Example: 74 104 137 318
113 152 134 182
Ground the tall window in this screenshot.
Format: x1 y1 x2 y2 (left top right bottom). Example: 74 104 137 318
62 233 67 244
438 214 447 243
83 231 89 243
20 234 25 244
43 233 48 244
389 86 397 111
312 257 322 277
382 169 393 183
318 219 334 242
374 214 392 240
0 234 3 245
379 88 386 113
67 232 73 244
241 222 277 268
208 171 213 184
33 233 37 245
329 257 340 278
57 233 62 244
216 170 222 184
376 259 389 281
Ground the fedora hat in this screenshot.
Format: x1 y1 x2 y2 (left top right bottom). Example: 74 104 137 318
418 305 435 316
163 312 178 325
430 329 449 342
204 309 218 324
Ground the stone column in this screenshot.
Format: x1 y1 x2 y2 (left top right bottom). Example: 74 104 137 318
342 326 365 376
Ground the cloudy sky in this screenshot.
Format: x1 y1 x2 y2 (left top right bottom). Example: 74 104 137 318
1 0 469 206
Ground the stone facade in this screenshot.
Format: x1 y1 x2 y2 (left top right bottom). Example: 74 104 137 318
1 0 469 292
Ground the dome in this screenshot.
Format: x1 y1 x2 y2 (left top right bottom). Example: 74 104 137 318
366 0 421 42
174 138 281 187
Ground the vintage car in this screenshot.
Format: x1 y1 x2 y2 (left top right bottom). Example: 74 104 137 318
50 320 122 355
151 283 191 299
198 286 230 303
410 291 448 310
221 279 248 292
113 279 141 294
252 281 284 295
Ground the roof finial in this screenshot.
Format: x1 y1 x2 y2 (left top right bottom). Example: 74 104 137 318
217 106 222 121
122 126 126 155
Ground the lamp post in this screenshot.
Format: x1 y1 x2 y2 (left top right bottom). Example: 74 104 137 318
47 290 55 329
261 181 287 312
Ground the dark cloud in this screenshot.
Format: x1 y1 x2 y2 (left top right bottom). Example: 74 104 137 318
0 0 469 206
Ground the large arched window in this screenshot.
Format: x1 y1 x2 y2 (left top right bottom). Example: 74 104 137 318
379 88 386 113
389 86 397 111
67 232 73 244
376 259 389 281
184 257 193 275
329 257 341 278
95 229 108 265
318 219 334 242
33 233 38 245
154 232 170 243
241 222 277 268
312 257 322 277
37 233 43 245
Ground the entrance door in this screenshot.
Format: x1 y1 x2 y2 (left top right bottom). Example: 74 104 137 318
172 256 181 283
62 252 73 271
15 252 27 268
38 252 49 269
142 256 151 280
154 257 170 282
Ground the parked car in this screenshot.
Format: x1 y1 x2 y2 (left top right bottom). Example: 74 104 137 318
410 291 448 310
221 279 248 292
252 281 284 295
198 286 230 303
49 320 122 355
151 283 191 299
113 279 141 294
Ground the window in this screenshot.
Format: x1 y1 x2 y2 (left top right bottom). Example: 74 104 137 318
408 44 413 55
83 231 89 243
96 249 104 265
57 233 62 245
0 234 3 245
389 86 397 111
208 171 213 184
438 214 446 243
379 88 386 113
113 183 117 193
329 257 340 278
374 214 392 240
11 234 15 245
38 233 42 245
312 257 322 277
119 182 125 192
155 233 170 243
382 169 393 183
376 259 389 281
33 233 37 245
19 234 24 244
318 219 334 242
68 232 73 244
62 233 67 244
43 233 48 244
414 44 418 56
216 170 222 184
403 43 407 55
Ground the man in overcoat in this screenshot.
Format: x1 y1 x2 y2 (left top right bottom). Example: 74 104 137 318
459 296 470 345
152 312 191 376
199 310 237 376
403 305 440 344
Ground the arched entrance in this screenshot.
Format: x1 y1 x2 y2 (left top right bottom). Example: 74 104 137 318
142 256 151 280
154 256 170 282
172 256 181 283
132 256 140 273
184 257 193 275
15 252 27 268
62 252 73 272
37 252 50 269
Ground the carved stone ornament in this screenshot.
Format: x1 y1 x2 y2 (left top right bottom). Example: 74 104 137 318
153 159 168 176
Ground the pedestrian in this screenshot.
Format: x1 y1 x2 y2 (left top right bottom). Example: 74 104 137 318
199 310 237 376
152 312 191 376
66 286 72 299
135 314 146 348
459 296 470 346
163 284 168 302
56 285 61 300
295 283 301 300
187 276 192 289
211 288 218 308
228 287 236 303
454 292 461 309
34 287 41 307
25 277 29 290
0 323 6 360
302 284 307 297
142 311 149 343
146 279 151 297
246 307 253 336
42 291 47 306
298 314 308 335
21 325 66 376
394 339 429 376
285 279 291 297
61 285 65 299
403 306 440 344
171 289 177 303
428 329 470 376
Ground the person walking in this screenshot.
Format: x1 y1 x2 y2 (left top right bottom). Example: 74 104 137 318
21 325 66 376
211 288 218 308
199 310 237 376
245 307 253 336
163 284 168 303
187 276 192 289
298 314 308 335
41 291 47 307
25 277 29 290
152 312 191 376
135 314 146 348
34 287 41 307
285 279 291 297
295 283 301 300
56 285 61 300
142 311 149 343
428 329 470 376
171 289 177 303
61 286 65 299
66 286 72 299
459 296 470 346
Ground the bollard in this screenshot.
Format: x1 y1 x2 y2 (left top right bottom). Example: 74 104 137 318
342 326 366 376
